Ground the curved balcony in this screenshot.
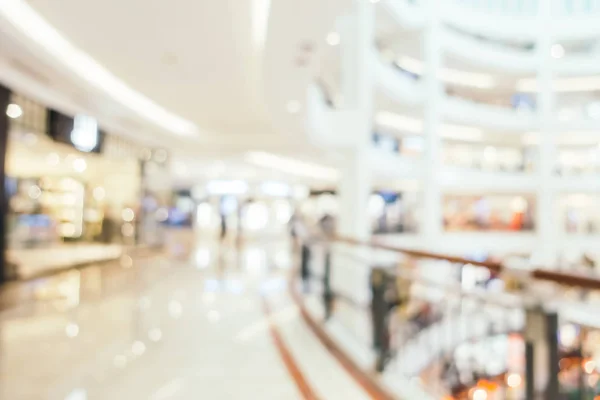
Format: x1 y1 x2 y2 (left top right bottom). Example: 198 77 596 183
369 147 423 179
443 95 537 131
441 167 536 192
299 237 600 399
554 54 600 75
374 53 424 106
382 0 600 44
554 175 600 192
442 28 537 73
441 0 600 41
306 83 364 149
380 0 425 30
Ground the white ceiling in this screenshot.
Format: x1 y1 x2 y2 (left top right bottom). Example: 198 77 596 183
26 0 271 136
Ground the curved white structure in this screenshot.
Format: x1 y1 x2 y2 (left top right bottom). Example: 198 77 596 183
262 0 600 261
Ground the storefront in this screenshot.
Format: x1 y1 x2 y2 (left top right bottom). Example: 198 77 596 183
300 188 420 234
188 180 304 239
2 90 156 279
443 194 535 232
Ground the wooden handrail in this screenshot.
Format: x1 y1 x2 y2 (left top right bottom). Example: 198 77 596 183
332 235 600 291
334 236 503 272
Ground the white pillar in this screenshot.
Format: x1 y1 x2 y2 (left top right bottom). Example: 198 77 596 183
534 2 558 267
337 0 374 241
421 8 443 246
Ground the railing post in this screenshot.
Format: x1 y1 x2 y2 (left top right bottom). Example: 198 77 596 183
323 250 334 320
300 243 311 292
371 267 390 372
524 307 559 400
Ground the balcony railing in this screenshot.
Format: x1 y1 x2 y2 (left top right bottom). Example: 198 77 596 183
451 0 600 15
297 235 600 399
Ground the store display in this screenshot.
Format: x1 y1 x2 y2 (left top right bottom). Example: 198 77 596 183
443 194 535 232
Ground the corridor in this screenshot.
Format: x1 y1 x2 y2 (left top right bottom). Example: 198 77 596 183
0 236 371 400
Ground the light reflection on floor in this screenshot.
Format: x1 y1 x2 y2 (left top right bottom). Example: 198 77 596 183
0 234 298 400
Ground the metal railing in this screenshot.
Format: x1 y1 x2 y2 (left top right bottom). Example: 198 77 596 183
298 236 600 399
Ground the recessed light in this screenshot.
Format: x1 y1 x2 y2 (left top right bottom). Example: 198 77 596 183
370 0 380 3
551 44 565 59
6 103 22 119
72 158 87 173
326 32 340 46
286 101 301 114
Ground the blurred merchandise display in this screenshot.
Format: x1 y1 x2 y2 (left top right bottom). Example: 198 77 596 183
560 194 600 234
188 180 299 239
443 194 535 232
2 90 152 277
298 189 419 234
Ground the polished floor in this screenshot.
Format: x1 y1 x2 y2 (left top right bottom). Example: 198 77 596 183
0 234 371 400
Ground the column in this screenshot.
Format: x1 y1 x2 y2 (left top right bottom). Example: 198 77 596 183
524 307 560 399
337 0 374 241
421 8 443 246
535 1 558 267
338 151 371 239
0 86 9 283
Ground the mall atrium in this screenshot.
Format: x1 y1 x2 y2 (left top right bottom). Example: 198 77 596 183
1 0 600 399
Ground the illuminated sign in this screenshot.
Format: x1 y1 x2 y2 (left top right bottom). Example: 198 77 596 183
71 115 99 152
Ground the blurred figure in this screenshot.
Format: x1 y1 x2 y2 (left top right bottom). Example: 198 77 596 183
236 201 245 249
219 210 227 243
99 206 116 244
318 213 336 239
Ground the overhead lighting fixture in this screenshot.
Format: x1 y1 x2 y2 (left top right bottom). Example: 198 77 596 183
517 76 600 92
0 0 198 136
442 123 483 141
206 180 248 195
286 100 301 114
72 158 87 173
370 0 381 3
6 103 22 119
260 181 291 197
245 152 339 181
375 111 422 133
551 44 565 59
326 32 340 46
524 131 600 146
252 0 271 48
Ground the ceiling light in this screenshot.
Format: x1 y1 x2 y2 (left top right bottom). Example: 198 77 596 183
148 328 162 342
46 152 60 166
439 68 495 89
260 181 291 197
551 44 565 59
65 323 79 338
252 0 271 48
6 103 22 119
517 76 600 92
0 0 198 136
370 0 381 3
72 158 87 173
442 123 483 141
286 100 301 114
375 111 482 141
206 180 248 195
376 111 422 133
326 32 340 46
245 152 339 181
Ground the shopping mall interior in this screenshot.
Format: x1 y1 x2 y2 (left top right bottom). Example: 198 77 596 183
3 0 600 399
